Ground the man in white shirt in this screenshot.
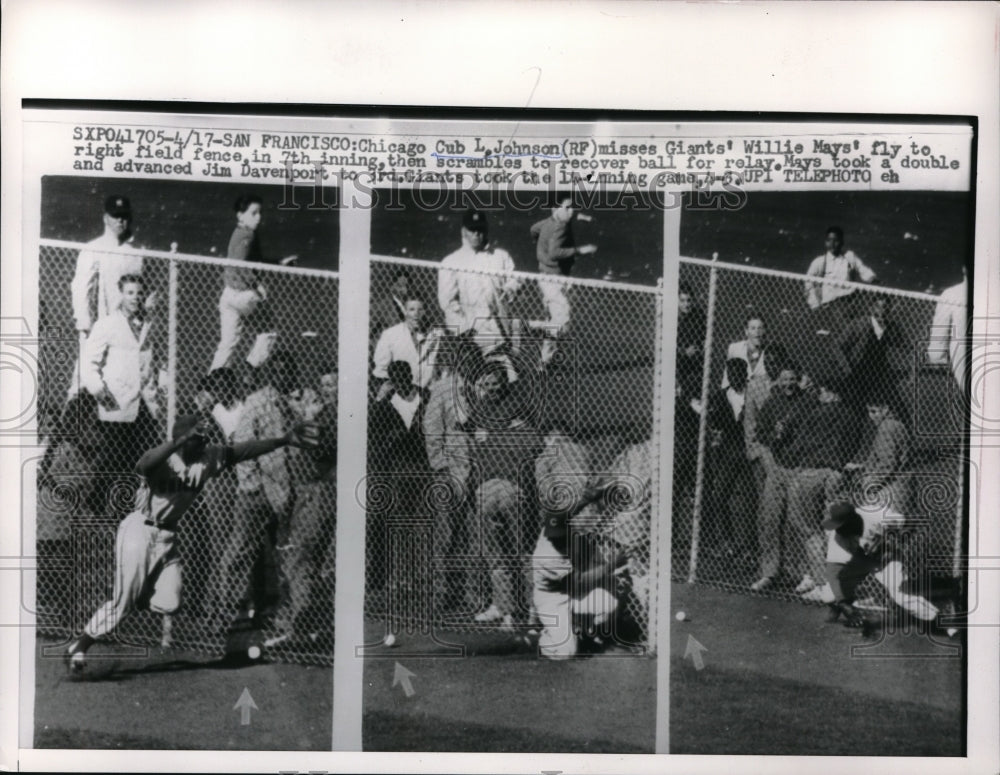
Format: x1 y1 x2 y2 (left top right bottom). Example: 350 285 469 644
437 208 521 355
804 226 877 312
372 296 442 391
721 316 768 389
81 274 163 495
69 195 144 395
926 267 968 391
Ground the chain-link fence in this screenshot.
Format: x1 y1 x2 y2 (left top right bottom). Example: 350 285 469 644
36 239 338 666
364 255 663 654
673 255 967 609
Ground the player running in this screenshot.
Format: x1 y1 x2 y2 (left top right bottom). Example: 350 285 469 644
64 413 317 673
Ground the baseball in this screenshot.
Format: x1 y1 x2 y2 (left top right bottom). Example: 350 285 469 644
384 633 396 647
675 611 687 622
247 645 262 660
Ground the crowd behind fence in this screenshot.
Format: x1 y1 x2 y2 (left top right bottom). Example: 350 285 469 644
673 255 967 608
363 256 663 655
32 238 968 666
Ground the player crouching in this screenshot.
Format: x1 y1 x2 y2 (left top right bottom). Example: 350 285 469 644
64 413 317 673
531 461 628 660
818 501 951 636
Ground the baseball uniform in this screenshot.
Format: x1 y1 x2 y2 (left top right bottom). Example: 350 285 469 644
82 445 234 640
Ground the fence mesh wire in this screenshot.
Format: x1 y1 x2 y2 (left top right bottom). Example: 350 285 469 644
36 240 339 666
673 256 967 609
31 238 968 664
364 256 662 653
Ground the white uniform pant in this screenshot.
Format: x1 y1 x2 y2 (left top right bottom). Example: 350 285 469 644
538 281 571 334
84 511 181 639
531 533 575 659
211 286 268 371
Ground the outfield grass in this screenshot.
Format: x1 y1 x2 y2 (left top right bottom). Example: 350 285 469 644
669 583 964 755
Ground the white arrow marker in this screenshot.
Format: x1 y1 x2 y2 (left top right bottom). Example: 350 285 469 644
684 634 707 671
393 662 416 697
234 687 258 725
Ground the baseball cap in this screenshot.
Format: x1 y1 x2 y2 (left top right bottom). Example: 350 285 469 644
104 195 132 218
462 208 488 232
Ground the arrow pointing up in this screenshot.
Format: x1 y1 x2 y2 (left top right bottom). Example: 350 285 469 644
684 634 707 671
233 687 258 725
392 662 416 697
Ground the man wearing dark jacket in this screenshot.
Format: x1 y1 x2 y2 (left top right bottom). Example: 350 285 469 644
750 359 808 591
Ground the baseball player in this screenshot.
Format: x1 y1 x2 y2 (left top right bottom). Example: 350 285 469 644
531 428 626 659
64 413 316 672
819 500 945 632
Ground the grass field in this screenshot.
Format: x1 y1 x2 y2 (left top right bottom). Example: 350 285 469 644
360 618 657 753
34 637 333 750
669 583 963 755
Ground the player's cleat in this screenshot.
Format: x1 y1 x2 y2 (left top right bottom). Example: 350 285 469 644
801 583 834 603
794 575 816 594
160 614 174 649
64 650 86 674
749 576 773 592
473 604 504 623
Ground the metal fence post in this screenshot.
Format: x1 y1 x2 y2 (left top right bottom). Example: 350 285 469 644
647 277 664 655
687 253 719 584
166 257 178 437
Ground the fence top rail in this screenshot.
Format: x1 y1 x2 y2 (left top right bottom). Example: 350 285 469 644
38 237 340 281
369 253 664 296
679 254 964 307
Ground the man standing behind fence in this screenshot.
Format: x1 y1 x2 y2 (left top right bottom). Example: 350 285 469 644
69 195 144 396
785 374 860 597
804 226 877 319
81 274 163 507
438 208 521 356
750 359 808 592
529 194 597 364
423 337 475 612
722 316 768 389
465 358 543 627
210 194 297 372
212 350 300 638
373 296 442 391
